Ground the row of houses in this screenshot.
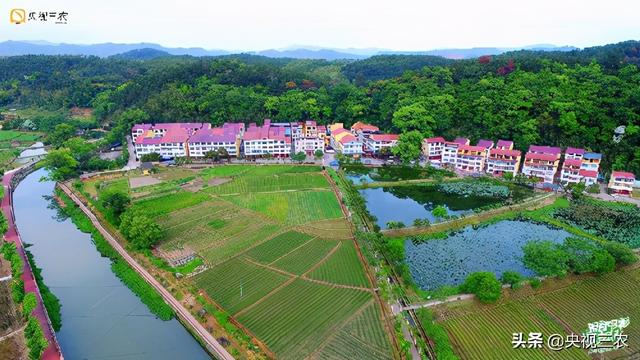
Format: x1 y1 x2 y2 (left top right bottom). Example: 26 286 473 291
132 120 399 160
423 135 637 196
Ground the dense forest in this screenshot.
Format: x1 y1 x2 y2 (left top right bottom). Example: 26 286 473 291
0 40 639 174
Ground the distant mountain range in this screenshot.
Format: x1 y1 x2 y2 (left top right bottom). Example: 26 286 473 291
0 40 578 60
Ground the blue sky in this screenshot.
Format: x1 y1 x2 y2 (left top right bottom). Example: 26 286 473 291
2 0 639 50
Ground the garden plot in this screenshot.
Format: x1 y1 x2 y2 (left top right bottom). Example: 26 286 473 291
405 220 572 290
129 176 162 189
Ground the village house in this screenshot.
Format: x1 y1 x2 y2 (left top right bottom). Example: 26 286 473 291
486 140 521 176
329 124 363 156
456 144 486 173
422 137 446 165
442 137 470 167
560 148 601 186
133 123 198 159
608 171 635 196
188 123 245 158
350 121 379 137
521 145 562 184
364 134 399 155
242 120 292 157
293 120 325 156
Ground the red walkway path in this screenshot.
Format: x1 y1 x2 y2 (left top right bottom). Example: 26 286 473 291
2 169 63 360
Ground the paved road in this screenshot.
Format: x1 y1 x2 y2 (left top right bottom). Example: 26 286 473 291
59 183 234 360
123 135 139 170
2 168 63 360
587 183 640 206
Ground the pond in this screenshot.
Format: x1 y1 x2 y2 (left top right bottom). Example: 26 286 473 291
343 164 451 184
405 220 573 291
360 185 503 228
13 169 210 360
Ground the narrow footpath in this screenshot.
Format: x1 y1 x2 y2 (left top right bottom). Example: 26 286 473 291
58 182 234 360
2 169 63 360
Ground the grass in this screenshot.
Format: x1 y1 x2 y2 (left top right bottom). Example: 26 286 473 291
225 190 343 225
193 257 291 314
236 279 373 359
307 240 370 287
271 239 338 275
438 268 640 359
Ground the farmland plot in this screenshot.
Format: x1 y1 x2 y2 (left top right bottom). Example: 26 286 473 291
439 269 640 359
244 231 314 264
308 240 370 287
207 172 328 195
236 279 373 359
225 190 343 224
271 239 338 275
193 257 291 314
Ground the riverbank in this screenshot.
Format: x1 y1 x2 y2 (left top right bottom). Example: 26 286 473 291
57 181 234 360
1 166 63 360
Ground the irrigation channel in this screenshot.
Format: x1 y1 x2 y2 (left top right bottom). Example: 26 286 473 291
13 168 211 360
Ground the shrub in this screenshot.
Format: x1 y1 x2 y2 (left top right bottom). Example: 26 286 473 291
22 292 37 318
431 205 448 219
529 278 542 289
386 221 406 229
24 315 48 360
603 241 637 266
439 181 510 198
101 190 131 217
461 272 502 303
11 279 25 303
500 271 523 289
140 152 161 162
522 240 569 277
587 184 600 194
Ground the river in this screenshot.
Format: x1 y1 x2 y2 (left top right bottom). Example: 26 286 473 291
13 169 210 360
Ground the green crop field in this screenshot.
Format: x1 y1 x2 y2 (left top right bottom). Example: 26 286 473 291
244 231 314 263
307 240 370 287
271 239 338 275
132 191 210 217
125 165 392 358
315 301 392 359
193 257 291 314
439 268 640 359
236 279 373 359
206 172 328 194
225 190 343 224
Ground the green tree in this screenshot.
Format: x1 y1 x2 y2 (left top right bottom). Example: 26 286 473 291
204 150 219 163
522 240 569 277
392 103 435 135
48 123 75 148
291 151 306 163
392 130 423 163
140 152 161 162
603 242 637 266
314 149 324 159
119 210 163 250
461 272 502 303
101 191 131 217
217 147 230 162
431 205 448 220
44 148 79 181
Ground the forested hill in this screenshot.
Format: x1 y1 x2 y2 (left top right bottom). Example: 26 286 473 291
0 40 638 175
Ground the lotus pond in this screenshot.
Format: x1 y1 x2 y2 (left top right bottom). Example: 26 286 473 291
405 220 573 290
